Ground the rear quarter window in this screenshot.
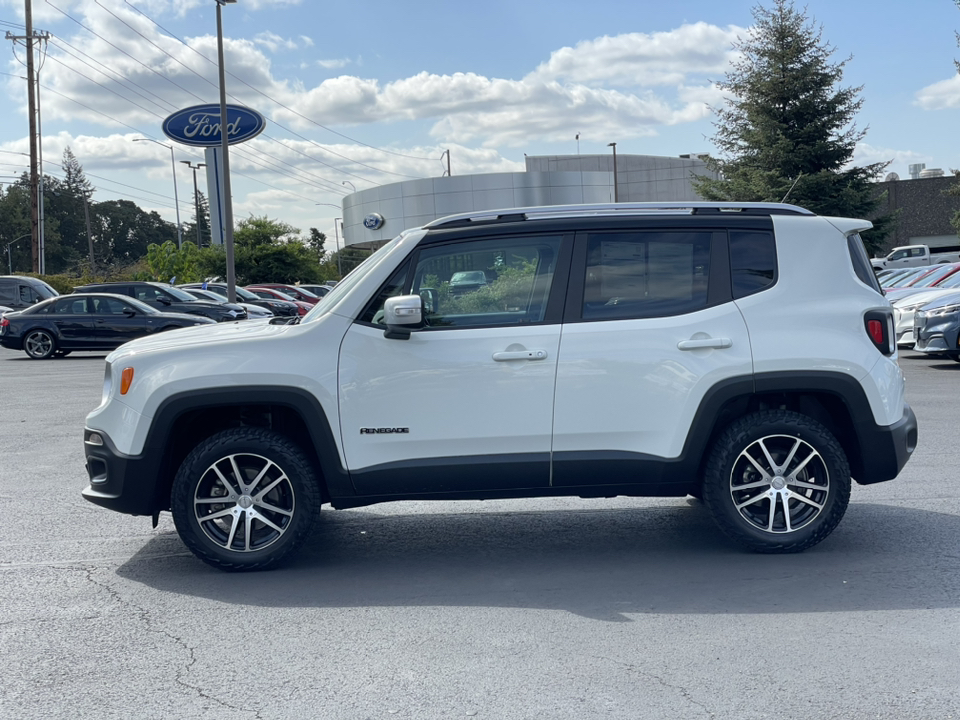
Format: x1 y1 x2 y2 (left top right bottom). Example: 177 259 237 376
730 230 777 299
847 233 883 294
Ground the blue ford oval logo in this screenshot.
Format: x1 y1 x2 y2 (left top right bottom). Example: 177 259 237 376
162 104 266 147
363 213 385 230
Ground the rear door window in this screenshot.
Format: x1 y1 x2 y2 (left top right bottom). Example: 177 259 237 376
580 231 712 320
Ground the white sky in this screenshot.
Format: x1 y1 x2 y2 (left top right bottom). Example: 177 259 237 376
1 0 959 246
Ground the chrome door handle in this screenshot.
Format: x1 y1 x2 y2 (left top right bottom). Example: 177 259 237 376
677 337 732 350
492 349 548 361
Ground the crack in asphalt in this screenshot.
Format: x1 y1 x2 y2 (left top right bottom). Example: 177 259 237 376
65 564 266 720
594 654 715 718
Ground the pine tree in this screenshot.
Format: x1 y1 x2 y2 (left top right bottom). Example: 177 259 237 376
693 0 893 251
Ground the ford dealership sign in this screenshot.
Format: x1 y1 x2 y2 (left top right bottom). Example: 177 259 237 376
162 104 266 147
363 213 385 230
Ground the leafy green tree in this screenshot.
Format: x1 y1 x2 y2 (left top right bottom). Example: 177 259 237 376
234 215 299 248
143 240 202 283
306 227 326 261
183 190 212 247
693 0 893 251
0 180 33 273
95 200 177 264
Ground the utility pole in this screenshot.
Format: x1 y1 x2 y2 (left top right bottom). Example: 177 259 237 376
6 1 48 273
82 191 95 274
441 149 451 177
181 161 206 247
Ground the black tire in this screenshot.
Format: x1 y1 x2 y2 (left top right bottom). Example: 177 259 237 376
171 427 321 571
54 350 72 358
950 355 960 364
23 329 56 359
701 410 851 553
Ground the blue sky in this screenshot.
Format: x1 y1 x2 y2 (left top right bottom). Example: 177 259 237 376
2 0 959 246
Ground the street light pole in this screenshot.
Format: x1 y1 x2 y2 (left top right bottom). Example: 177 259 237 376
342 181 355 192
216 0 238 302
607 142 619 202
133 138 182 248
181 161 206 247
6 233 31 274
334 218 342 277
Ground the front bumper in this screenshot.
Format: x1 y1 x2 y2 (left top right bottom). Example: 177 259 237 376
82 428 162 516
855 403 918 485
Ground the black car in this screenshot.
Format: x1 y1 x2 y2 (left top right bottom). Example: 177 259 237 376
178 283 299 317
0 294 215 359
0 275 59 310
73 281 246 322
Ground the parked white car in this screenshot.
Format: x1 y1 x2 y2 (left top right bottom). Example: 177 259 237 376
891 289 958 346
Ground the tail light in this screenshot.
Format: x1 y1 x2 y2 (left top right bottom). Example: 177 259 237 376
0 317 8 328
864 310 894 356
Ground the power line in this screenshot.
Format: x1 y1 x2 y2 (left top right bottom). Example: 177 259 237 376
123 0 435 165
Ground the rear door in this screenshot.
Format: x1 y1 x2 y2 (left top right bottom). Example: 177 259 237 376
551 224 754 486
338 232 571 496
50 296 97 347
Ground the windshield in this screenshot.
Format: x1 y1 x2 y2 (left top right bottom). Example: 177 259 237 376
124 296 161 314
35 281 59 299
302 235 407 324
158 284 202 302
910 264 959 287
937 272 960 289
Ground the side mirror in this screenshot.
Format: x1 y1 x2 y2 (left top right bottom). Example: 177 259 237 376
157 296 172 305
383 295 423 340
419 287 437 314
123 309 137 318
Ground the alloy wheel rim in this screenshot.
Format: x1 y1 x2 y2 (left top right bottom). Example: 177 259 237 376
25 332 52 357
729 434 829 534
193 452 296 552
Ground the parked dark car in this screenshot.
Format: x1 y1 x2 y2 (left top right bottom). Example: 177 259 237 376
0 294 215 359
247 284 321 304
914 290 960 363
73 282 246 322
297 284 331 298
0 275 59 310
178 283 299 317
448 270 488 295
243 286 313 315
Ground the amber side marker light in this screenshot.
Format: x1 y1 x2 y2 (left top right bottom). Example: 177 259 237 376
120 367 134 395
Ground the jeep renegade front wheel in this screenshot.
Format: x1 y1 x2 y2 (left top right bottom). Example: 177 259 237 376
171 428 321 571
702 410 851 553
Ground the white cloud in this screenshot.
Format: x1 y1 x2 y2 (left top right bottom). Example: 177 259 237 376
253 31 299 53
852 142 932 177
317 58 351 69
915 74 960 110
529 22 743 87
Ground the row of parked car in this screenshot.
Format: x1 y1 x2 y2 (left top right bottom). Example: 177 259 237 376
876 263 960 361
0 275 335 359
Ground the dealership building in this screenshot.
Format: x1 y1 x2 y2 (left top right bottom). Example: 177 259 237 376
341 153 717 249
339 155 960 255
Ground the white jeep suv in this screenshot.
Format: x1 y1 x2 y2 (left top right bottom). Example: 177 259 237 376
82 203 918 571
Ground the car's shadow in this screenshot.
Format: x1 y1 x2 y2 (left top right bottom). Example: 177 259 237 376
2 353 107 361
116 502 960 620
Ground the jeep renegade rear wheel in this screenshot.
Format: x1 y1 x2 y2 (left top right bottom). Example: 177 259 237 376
702 410 851 553
171 427 320 571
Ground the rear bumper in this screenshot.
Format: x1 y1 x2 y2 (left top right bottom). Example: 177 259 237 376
855 403 918 485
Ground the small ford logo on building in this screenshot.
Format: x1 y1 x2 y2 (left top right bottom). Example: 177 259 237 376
162 104 266 147
363 213 385 230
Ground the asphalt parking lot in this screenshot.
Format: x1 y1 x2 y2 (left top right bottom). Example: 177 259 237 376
1 347 959 719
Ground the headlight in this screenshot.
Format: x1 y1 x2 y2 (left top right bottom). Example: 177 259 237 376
929 303 960 316
899 303 925 312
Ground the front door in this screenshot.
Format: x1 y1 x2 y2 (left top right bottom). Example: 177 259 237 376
338 233 569 496
89 296 150 346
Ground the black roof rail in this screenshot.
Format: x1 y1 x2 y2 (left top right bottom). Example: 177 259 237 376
425 202 813 229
